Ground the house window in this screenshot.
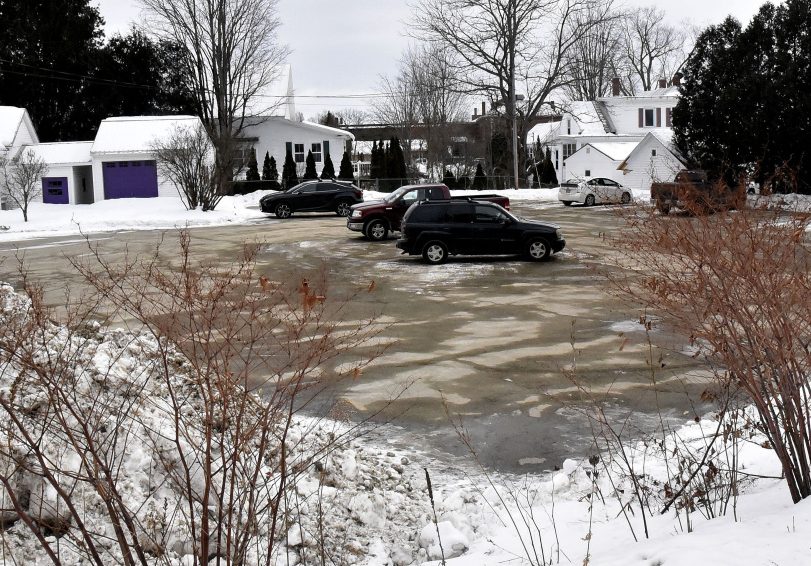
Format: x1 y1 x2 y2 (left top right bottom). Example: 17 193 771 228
294 143 305 163
311 143 322 163
563 143 577 160
231 145 254 171
567 119 571 135
585 169 591 177
644 108 655 127
652 149 657 157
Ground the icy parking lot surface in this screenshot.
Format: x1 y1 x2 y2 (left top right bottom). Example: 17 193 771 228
0 200 709 473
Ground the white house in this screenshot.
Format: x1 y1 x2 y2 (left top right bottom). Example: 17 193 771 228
530 78 687 190
618 130 685 189
0 106 38 159
563 142 641 181
240 116 353 179
237 64 354 180
1 106 41 209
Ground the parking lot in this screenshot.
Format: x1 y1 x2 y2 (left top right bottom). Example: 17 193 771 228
0 200 710 472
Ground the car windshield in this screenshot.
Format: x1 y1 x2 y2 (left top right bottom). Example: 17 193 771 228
383 186 412 203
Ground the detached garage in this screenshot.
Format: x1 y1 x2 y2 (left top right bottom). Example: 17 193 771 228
90 115 203 203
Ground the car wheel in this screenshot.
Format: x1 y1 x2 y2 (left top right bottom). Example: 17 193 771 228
620 192 631 204
562 201 573 206
365 219 388 241
274 203 292 219
421 241 448 264
336 200 352 217
584 194 596 206
526 238 551 261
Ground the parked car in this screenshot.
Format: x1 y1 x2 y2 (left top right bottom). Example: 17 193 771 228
347 183 511 241
558 177 632 206
259 180 363 218
651 170 745 215
396 200 565 264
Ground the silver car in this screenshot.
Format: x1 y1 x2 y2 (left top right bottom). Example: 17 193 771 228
558 177 632 206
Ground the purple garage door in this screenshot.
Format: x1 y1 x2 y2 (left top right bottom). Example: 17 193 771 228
42 177 69 204
102 160 159 199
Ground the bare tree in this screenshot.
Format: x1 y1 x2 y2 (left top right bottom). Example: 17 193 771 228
622 6 687 93
562 1 625 100
151 123 220 211
0 149 48 222
139 0 289 197
413 0 612 187
373 44 468 179
372 53 421 164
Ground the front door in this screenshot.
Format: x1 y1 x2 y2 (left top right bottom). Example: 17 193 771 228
42 177 69 204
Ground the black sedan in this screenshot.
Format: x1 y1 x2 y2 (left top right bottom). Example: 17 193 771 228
259 181 363 218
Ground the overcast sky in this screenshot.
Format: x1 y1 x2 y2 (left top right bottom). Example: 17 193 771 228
94 0 778 119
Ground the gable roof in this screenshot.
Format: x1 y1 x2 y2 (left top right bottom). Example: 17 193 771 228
0 106 39 149
91 115 202 154
584 142 641 161
618 130 685 170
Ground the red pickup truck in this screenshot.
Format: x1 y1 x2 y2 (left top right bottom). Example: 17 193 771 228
347 183 511 241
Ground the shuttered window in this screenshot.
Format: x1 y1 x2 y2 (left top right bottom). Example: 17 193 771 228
666 108 673 127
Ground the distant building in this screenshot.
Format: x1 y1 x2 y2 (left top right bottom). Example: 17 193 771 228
529 77 686 190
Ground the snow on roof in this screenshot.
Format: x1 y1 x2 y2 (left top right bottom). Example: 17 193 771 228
300 120 354 140
91 115 202 154
527 121 560 145
27 141 93 164
586 142 641 161
562 101 608 136
0 106 26 148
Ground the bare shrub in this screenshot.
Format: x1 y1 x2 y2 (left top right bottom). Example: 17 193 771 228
606 202 811 503
0 231 384 564
151 124 220 211
0 148 48 222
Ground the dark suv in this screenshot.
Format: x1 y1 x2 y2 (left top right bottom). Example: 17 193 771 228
396 200 565 264
259 180 363 218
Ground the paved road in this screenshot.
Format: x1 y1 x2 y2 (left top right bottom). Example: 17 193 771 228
0 201 710 472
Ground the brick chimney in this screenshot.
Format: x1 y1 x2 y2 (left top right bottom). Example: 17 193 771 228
481 101 486 116
473 107 478 120
658 78 667 89
671 72 683 86
612 77 620 96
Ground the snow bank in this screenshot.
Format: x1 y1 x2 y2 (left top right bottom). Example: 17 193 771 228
0 191 271 242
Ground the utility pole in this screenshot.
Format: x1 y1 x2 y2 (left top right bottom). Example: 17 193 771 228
510 3 520 190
